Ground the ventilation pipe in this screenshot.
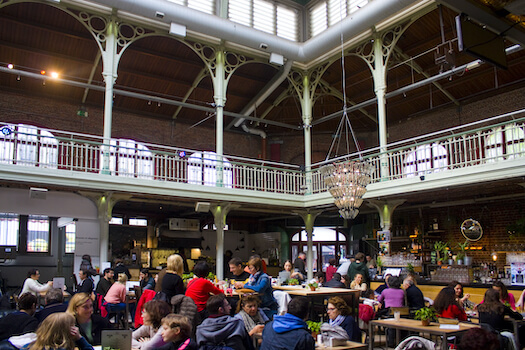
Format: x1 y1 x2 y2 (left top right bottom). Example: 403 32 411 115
70 0 423 63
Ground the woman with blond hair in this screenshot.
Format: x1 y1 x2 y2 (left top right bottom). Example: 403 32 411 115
66 293 112 345
26 313 93 350
235 256 277 319
161 254 185 301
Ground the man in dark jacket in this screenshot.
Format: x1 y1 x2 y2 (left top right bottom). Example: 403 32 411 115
196 294 254 350
260 296 315 350
77 269 94 294
347 252 369 285
293 252 307 276
0 293 38 340
95 268 114 296
324 273 346 288
34 288 68 324
403 277 425 310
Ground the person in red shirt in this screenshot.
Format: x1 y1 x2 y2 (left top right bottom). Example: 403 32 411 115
185 261 223 320
434 286 467 321
325 258 337 282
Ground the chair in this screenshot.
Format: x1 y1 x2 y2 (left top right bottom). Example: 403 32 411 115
389 306 410 318
171 294 198 333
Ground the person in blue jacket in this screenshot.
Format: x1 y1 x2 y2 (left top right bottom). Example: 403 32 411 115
235 256 278 319
260 296 315 350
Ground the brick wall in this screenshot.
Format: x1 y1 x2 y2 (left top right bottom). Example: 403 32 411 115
0 90 261 159
392 198 525 269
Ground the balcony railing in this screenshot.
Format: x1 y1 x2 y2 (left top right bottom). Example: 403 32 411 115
1 107 525 197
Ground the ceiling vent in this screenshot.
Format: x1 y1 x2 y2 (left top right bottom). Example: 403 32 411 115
168 218 200 231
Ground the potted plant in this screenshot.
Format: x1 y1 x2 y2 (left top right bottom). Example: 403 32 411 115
308 281 318 291
306 320 321 338
287 278 299 286
456 240 470 265
414 307 437 326
377 256 383 275
434 241 449 265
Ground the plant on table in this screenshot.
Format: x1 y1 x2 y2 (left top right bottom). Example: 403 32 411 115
307 281 318 291
306 320 321 336
287 278 299 286
414 307 437 326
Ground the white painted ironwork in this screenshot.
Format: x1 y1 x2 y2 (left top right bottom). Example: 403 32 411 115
1 109 525 197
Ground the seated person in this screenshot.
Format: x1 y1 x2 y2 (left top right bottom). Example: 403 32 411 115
478 288 522 333
235 256 278 319
20 269 52 297
104 273 127 314
23 312 93 350
377 276 404 309
196 294 253 350
185 261 223 319
493 281 516 310
324 273 345 288
95 268 114 297
403 278 425 310
324 296 361 342
139 269 155 291
448 281 474 310
34 288 68 324
315 271 326 286
234 294 269 338
350 273 367 291
260 296 315 350
66 293 113 346
434 287 467 321
0 293 38 340
228 257 251 282
457 328 499 350
282 260 303 282
132 300 171 350
158 314 197 350
76 269 94 294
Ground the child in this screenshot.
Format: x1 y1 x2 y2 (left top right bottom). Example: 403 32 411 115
158 314 197 350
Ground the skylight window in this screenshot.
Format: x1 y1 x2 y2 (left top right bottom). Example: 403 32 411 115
229 0 298 41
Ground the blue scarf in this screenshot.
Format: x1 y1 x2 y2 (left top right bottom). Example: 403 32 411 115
329 314 345 327
248 271 261 285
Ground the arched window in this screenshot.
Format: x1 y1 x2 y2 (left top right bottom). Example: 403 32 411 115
291 227 347 272
485 125 525 162
403 143 448 177
106 139 153 178
0 124 58 168
188 151 233 187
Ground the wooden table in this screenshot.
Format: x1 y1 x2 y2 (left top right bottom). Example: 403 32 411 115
369 318 479 350
316 340 366 349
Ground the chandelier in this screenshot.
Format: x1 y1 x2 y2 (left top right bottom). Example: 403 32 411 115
321 160 373 219
321 5 373 220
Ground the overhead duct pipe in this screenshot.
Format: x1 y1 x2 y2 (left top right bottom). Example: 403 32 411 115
66 0 423 63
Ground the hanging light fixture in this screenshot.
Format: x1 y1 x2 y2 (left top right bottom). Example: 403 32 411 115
321 160 372 219
320 4 373 220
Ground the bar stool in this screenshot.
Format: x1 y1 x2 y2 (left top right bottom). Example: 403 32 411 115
105 302 129 329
